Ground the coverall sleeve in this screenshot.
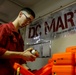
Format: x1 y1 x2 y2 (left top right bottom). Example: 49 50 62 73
0 25 8 56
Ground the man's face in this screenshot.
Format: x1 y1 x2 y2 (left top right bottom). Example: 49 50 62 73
19 11 34 28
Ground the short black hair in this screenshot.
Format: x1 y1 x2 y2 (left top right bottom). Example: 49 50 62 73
21 7 35 18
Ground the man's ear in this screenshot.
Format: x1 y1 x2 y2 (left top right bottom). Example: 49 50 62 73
19 11 23 17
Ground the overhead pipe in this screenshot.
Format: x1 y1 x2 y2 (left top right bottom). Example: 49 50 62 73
8 0 24 8
34 0 76 21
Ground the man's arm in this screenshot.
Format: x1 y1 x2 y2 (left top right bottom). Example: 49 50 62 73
0 50 23 59
0 48 36 62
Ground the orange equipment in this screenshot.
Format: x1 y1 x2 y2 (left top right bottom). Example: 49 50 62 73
52 65 75 75
52 52 75 65
66 46 76 64
34 63 52 75
66 46 76 53
13 63 35 75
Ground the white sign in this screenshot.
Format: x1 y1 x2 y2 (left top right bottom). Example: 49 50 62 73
25 4 76 44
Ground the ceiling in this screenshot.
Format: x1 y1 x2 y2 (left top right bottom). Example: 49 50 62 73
0 0 40 23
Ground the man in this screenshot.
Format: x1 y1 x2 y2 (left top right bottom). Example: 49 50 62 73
0 7 38 75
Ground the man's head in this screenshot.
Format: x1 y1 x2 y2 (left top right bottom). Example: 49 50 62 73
21 7 35 18
18 7 35 27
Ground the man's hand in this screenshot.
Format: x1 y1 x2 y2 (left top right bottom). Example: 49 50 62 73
21 48 37 61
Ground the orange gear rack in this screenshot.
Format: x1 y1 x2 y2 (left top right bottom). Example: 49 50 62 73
13 46 76 75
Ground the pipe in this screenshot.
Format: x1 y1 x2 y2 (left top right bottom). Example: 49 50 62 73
8 0 24 8
34 0 76 21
